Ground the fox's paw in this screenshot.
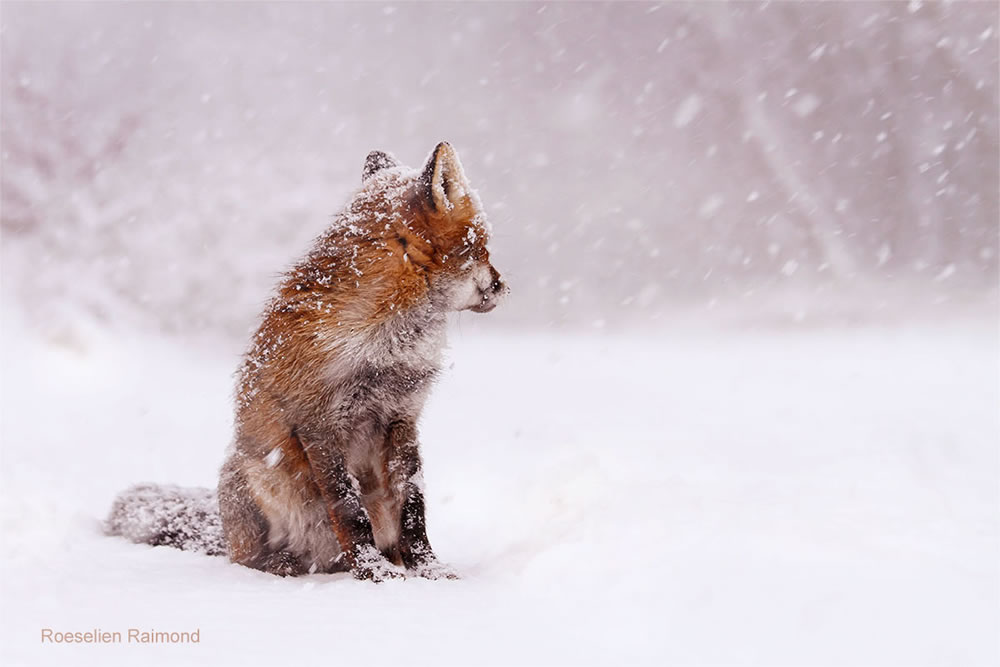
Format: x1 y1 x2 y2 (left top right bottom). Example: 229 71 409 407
349 545 405 583
401 544 458 579
262 550 307 577
409 558 460 580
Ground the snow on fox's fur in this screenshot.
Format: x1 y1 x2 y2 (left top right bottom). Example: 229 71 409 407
106 143 506 580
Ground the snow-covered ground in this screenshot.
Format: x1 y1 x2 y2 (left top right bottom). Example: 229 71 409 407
1 314 997 666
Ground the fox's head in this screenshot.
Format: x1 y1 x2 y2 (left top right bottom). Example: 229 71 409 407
360 142 507 314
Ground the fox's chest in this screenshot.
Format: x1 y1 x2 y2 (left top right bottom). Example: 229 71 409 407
324 307 446 421
339 362 439 423
363 305 447 377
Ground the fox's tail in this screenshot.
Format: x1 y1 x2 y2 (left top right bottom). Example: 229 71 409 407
105 483 226 556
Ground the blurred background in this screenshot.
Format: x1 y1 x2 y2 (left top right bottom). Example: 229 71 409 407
2 1 997 340
2 7 998 663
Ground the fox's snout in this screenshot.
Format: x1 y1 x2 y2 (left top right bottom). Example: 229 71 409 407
470 264 507 313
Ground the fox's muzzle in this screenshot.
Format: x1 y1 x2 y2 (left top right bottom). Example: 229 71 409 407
470 264 506 313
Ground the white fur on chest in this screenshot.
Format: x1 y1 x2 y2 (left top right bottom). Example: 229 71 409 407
368 308 447 370
322 306 447 385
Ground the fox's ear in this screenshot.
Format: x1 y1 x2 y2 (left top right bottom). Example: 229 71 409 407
362 150 400 181
420 142 470 213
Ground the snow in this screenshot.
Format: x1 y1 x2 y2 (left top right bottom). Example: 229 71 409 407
1 313 997 665
934 263 957 282
697 194 724 219
264 447 283 468
791 93 821 118
673 93 702 128
877 243 892 267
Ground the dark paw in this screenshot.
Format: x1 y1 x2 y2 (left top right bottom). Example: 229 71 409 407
262 550 307 577
349 545 405 583
401 544 457 578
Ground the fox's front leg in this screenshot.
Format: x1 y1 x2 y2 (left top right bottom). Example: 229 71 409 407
298 433 402 582
388 420 456 579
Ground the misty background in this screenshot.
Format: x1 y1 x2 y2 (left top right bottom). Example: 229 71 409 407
2 1 997 340
2 6 998 663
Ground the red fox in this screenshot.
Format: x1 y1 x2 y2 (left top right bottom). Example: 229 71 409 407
107 142 506 581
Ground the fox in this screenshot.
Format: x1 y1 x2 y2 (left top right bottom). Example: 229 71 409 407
106 142 506 581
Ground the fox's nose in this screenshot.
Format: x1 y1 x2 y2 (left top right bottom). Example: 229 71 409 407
488 265 506 295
